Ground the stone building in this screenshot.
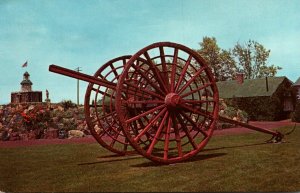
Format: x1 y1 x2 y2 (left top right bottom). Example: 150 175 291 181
11 72 42 104
216 75 295 121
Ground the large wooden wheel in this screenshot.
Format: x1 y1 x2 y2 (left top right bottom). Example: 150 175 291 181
84 55 136 155
115 42 219 164
50 41 284 164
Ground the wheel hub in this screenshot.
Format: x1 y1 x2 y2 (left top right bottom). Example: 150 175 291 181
165 93 181 108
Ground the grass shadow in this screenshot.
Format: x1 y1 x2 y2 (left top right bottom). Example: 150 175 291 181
202 141 290 152
130 141 288 167
97 153 138 158
78 141 289 167
131 152 227 167
77 153 143 165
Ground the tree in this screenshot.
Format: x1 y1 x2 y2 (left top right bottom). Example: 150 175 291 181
218 49 237 81
197 37 237 81
233 40 282 79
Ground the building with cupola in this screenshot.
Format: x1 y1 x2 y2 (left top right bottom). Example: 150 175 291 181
11 71 42 104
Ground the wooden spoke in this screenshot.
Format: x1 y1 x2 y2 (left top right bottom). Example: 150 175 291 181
131 61 166 95
180 83 212 98
123 80 164 100
146 111 169 155
181 99 215 104
123 137 129 151
159 46 169 87
177 66 207 95
98 111 117 120
176 114 198 150
109 130 121 147
133 108 167 142
109 63 119 78
144 51 169 93
125 104 166 124
175 55 193 92
171 113 183 157
92 87 116 99
179 111 208 138
180 103 214 120
124 100 164 104
163 114 172 160
170 48 178 92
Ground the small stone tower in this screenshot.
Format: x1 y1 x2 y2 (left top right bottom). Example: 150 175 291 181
21 71 33 92
11 71 42 104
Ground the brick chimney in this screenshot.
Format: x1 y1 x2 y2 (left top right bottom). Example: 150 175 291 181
236 73 244 84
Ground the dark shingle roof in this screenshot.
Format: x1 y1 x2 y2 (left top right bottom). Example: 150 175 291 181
216 76 288 99
293 77 300 86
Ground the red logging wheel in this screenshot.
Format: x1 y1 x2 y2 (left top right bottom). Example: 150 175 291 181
84 55 136 155
115 42 219 164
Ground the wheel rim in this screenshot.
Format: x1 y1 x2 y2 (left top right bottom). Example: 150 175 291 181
84 55 136 155
115 42 219 163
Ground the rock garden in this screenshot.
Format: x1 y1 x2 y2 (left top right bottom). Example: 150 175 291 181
0 100 90 141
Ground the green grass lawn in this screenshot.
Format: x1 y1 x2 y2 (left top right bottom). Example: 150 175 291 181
1 125 300 192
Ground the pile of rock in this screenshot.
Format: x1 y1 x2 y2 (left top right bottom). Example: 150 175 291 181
217 99 249 129
0 103 91 141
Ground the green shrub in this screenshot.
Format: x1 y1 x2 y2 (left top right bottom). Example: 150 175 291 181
224 106 237 118
225 96 281 121
60 100 76 110
238 110 248 122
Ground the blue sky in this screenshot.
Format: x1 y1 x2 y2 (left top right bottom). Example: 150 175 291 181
0 0 299 104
